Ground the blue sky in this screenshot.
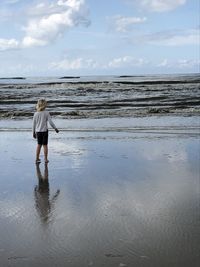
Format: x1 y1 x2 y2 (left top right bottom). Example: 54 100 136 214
0 0 199 76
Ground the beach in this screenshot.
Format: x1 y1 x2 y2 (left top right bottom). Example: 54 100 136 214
0 116 199 267
0 74 200 266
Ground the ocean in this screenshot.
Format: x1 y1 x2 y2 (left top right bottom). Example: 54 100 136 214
0 73 199 119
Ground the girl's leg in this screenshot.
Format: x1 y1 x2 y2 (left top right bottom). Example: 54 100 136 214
36 144 42 160
43 145 48 162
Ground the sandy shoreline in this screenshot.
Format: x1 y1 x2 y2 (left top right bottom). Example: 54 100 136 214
0 123 199 267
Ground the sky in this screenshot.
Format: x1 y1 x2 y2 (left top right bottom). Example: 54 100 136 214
0 0 199 76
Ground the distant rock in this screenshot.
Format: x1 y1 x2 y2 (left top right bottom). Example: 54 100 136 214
0 77 26 80
59 76 80 79
118 75 135 78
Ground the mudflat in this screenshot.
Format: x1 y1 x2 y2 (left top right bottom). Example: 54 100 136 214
0 122 199 267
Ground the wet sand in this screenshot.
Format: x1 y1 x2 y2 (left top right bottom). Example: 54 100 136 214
0 127 199 267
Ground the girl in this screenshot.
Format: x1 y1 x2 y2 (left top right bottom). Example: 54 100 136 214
33 99 59 163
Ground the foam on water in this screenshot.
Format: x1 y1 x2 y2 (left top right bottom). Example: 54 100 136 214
0 74 199 119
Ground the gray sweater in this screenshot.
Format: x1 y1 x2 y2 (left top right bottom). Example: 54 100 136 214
33 111 57 133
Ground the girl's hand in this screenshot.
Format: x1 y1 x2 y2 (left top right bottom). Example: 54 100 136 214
33 132 36 139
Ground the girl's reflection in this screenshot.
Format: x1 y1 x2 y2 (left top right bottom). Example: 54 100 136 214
35 163 60 224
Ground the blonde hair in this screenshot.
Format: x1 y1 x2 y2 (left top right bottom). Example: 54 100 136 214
36 99 47 111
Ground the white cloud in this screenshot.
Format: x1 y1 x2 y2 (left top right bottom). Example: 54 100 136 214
154 29 200 46
50 57 98 70
28 0 87 18
133 0 187 12
0 0 91 50
110 15 147 33
130 29 200 46
177 59 200 69
157 59 169 67
158 58 200 69
50 56 149 70
27 2 62 17
22 0 90 48
108 56 149 68
0 38 19 51
1 0 21 4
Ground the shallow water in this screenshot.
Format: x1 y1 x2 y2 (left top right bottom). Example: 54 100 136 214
0 129 199 267
0 74 199 119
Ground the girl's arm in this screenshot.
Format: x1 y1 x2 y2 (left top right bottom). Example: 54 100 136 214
48 112 59 132
33 114 36 138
